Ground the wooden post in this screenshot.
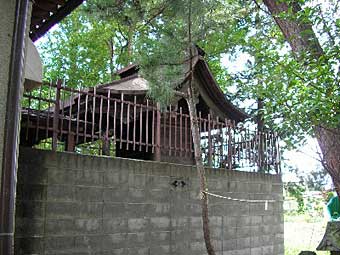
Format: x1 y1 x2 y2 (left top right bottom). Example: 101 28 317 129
102 137 110 156
227 120 232 170
155 102 161 161
207 113 212 167
52 79 62 151
66 134 75 152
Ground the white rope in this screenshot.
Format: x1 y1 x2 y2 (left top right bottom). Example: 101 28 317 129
203 191 277 211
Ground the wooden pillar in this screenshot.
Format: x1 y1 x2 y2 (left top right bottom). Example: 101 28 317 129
0 1 31 254
52 80 62 151
66 134 75 152
102 137 110 156
155 103 161 161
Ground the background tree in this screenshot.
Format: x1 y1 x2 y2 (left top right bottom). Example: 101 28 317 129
255 0 340 196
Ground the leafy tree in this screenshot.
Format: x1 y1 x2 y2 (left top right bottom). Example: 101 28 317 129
285 181 306 213
248 0 340 197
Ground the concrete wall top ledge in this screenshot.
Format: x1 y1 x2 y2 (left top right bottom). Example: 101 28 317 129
19 147 281 183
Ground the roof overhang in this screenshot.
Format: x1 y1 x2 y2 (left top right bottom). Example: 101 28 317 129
29 0 84 42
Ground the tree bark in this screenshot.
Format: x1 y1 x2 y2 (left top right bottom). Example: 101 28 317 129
186 0 216 254
262 0 340 197
186 89 216 255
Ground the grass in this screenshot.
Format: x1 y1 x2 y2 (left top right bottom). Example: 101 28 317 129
284 213 328 255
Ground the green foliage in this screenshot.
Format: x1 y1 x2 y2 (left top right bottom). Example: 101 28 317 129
225 1 340 149
37 0 340 151
286 182 306 213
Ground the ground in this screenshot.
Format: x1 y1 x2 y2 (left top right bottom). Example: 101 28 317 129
285 214 328 255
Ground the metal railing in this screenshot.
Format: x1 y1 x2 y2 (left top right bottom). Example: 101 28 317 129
20 81 280 173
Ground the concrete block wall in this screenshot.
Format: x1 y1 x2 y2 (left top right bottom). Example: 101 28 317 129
15 147 284 255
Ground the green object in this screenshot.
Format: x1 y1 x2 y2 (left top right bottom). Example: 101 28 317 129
327 196 340 221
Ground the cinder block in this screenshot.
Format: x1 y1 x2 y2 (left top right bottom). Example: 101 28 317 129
149 217 171 231
103 171 128 187
262 245 274 255
235 248 251 255
223 238 237 251
128 174 146 189
237 237 251 249
149 231 171 244
103 217 127 234
126 203 151 218
74 218 102 233
223 228 237 239
128 218 149 232
249 216 262 226
146 189 171 203
222 216 237 228
127 188 146 203
149 245 171 255
75 170 103 186
103 203 126 218
127 232 149 248
126 247 150 255
250 247 262 255
251 235 263 247
15 200 45 218
45 218 75 235
148 203 171 217
74 235 105 252
45 201 79 219
272 184 283 193
14 237 44 254
103 233 128 249
260 184 272 193
190 241 206 252
75 186 102 202
47 185 74 202
15 218 44 237
48 169 75 185
44 236 75 252
19 184 47 201
236 216 251 227
236 226 251 238
17 165 48 185
79 202 103 218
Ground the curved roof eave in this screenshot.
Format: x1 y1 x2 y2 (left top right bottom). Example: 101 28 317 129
194 57 249 123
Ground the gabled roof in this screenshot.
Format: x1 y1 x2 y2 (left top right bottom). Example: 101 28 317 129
97 57 249 122
30 0 84 42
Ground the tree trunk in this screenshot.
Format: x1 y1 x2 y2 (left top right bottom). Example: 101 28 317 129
186 90 216 255
186 0 216 254
262 0 340 197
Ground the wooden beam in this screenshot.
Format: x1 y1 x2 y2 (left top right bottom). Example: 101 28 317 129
30 0 83 42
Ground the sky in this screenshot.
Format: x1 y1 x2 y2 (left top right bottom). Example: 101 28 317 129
221 54 327 185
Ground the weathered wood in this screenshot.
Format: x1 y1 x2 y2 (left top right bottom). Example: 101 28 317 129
155 103 161 161
52 80 62 151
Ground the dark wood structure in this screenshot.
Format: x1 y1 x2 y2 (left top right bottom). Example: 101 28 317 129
20 55 280 172
30 0 84 42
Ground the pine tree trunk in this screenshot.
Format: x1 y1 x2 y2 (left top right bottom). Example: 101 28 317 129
262 0 340 197
186 90 216 255
186 0 216 253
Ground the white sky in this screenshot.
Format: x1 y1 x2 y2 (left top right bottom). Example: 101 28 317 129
221 54 323 184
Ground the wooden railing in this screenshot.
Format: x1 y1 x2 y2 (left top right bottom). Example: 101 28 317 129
20 81 280 173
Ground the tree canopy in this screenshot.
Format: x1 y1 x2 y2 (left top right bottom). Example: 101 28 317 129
38 0 340 151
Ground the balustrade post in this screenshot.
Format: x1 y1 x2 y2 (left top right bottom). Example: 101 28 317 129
52 79 62 151
155 102 161 161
